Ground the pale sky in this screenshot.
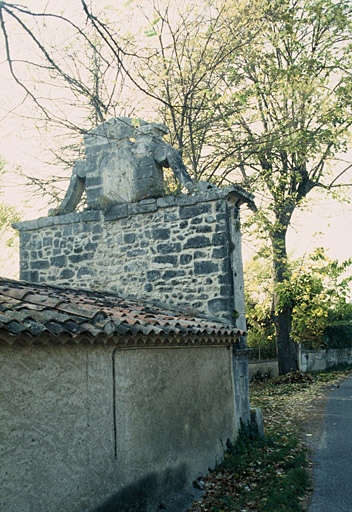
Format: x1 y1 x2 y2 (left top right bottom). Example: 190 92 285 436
0 0 351 286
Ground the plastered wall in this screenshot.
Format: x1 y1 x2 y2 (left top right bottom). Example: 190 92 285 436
0 341 237 512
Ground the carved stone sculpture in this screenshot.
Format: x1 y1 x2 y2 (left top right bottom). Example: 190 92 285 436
57 117 195 213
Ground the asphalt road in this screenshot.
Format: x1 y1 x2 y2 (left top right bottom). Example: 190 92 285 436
310 376 352 512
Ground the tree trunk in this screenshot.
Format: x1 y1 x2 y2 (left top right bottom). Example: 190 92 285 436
271 226 299 375
274 303 298 374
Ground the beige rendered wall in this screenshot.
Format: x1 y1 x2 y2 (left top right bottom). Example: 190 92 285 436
248 360 279 380
299 347 352 372
0 341 237 512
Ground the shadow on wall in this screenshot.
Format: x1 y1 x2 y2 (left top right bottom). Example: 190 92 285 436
91 464 188 512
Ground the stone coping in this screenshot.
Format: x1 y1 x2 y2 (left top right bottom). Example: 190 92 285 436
13 185 254 232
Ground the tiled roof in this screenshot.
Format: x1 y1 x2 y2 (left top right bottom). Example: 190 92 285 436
0 278 244 346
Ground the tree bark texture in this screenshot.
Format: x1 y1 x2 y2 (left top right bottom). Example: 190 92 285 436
274 303 298 375
271 227 299 375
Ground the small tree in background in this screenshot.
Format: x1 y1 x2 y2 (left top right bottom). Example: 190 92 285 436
245 248 352 355
217 0 352 373
286 248 352 348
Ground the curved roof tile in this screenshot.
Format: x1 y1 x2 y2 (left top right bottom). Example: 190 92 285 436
0 278 245 344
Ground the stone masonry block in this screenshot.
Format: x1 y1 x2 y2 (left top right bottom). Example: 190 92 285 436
156 196 176 208
216 200 226 212
19 232 31 244
164 212 179 222
220 285 233 296
21 270 39 282
184 236 211 249
216 213 227 224
31 260 49 270
124 233 136 244
157 243 181 254
212 247 228 259
196 225 212 233
208 298 232 316
212 233 227 247
194 251 206 259
29 239 42 250
139 198 157 205
59 269 74 279
77 267 94 277
126 249 147 258
194 261 219 275
153 255 178 266
81 210 101 222
68 253 93 264
152 228 170 240
180 204 212 219
146 270 161 281
177 195 198 206
162 270 179 280
50 255 67 267
84 242 98 252
180 254 192 265
129 202 158 215
105 204 129 221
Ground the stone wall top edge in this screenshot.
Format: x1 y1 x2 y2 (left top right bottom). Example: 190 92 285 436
12 184 252 231
13 210 103 231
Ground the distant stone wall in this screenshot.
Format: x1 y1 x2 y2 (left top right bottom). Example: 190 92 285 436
15 187 247 326
299 346 352 372
248 360 279 380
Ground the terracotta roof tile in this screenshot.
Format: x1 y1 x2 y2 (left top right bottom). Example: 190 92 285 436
0 277 245 345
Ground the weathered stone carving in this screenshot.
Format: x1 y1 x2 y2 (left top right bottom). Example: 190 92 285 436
58 117 195 213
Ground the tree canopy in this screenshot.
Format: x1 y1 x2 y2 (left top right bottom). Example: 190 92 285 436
218 0 352 372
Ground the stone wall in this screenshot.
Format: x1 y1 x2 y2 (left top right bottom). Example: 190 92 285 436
298 345 352 372
248 359 279 380
232 350 251 428
0 340 237 512
15 186 248 326
247 346 352 379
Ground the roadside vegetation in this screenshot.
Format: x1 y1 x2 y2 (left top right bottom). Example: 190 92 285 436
188 366 352 512
245 248 352 357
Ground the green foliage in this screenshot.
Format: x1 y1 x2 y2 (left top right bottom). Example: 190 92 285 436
245 248 352 350
284 248 352 347
245 253 276 352
322 322 352 349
